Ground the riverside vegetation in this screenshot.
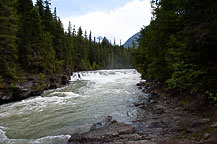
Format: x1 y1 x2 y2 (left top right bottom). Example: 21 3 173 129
134 0 217 105
0 0 133 104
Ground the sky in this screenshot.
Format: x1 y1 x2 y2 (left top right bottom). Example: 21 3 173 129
32 0 152 44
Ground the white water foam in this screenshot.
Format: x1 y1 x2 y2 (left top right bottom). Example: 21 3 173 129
0 128 70 144
0 128 8 141
71 69 140 84
48 92 80 97
1 125 70 144
0 91 79 118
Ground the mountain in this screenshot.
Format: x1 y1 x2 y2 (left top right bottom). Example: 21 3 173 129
123 32 140 48
97 36 103 42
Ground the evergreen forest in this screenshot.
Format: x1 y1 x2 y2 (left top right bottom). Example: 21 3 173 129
134 0 217 102
0 0 133 90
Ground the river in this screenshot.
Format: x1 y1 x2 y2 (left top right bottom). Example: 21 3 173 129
0 69 146 144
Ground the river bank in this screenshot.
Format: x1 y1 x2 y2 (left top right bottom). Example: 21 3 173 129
134 80 217 143
0 71 72 105
68 80 217 144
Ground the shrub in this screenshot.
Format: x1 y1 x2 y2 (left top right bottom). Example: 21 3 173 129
166 62 207 94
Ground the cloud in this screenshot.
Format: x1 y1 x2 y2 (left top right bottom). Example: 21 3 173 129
62 0 151 43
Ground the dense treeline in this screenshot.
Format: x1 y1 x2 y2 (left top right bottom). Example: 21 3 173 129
135 0 217 102
0 0 132 88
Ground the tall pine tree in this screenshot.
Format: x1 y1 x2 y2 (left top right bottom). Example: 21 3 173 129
0 0 18 80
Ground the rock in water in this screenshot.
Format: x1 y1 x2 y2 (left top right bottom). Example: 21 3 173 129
68 116 135 143
90 116 118 131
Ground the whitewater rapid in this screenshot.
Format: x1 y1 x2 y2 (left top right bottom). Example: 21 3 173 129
0 69 146 144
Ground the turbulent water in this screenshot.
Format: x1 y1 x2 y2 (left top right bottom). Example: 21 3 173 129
0 69 146 144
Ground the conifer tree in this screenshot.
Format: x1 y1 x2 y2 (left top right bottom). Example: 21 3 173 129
0 0 18 79
88 31 95 65
25 7 44 71
53 7 57 20
64 21 74 69
77 26 83 60
36 0 44 20
52 18 65 61
17 0 33 66
44 0 53 33
83 30 89 62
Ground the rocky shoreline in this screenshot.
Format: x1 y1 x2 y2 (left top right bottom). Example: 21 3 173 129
0 72 72 105
68 80 217 144
133 81 217 143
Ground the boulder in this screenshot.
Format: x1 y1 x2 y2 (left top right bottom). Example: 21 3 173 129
68 117 136 143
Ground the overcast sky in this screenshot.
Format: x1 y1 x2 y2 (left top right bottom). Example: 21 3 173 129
33 0 152 43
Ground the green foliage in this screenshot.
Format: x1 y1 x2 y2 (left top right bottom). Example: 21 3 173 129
55 60 64 73
206 91 217 103
6 84 18 92
134 0 217 100
40 32 55 74
92 61 96 70
37 73 47 90
0 76 5 88
0 0 18 80
166 62 207 94
78 59 88 71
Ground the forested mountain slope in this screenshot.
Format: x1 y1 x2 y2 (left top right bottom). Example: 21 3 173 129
123 32 140 48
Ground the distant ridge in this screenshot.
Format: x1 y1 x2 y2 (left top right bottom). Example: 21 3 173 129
123 32 140 48
97 36 103 41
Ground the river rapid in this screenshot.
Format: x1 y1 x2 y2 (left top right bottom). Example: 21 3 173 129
0 69 147 144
